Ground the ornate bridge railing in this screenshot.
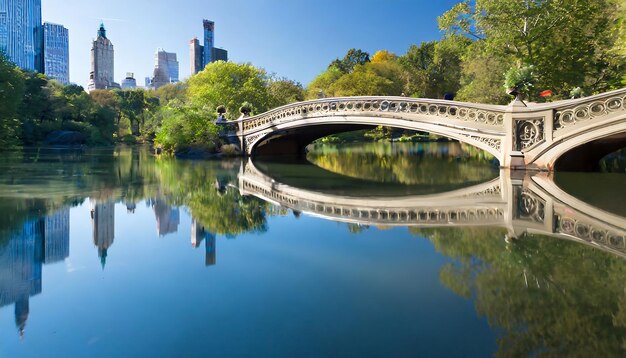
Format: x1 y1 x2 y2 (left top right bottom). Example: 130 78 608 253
553 89 626 132
233 88 626 170
238 160 626 258
239 97 507 133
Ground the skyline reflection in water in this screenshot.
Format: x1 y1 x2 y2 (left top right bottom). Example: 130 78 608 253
0 145 624 357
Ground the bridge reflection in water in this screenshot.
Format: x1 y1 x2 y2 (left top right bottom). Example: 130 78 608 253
239 160 626 259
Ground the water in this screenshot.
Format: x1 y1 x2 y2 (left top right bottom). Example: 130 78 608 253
0 144 625 357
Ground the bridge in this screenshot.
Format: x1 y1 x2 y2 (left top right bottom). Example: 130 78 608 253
238 160 626 258
233 88 626 171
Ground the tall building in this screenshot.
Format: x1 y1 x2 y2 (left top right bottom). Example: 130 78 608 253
87 22 119 91
151 49 178 89
189 19 228 75
42 22 69 84
189 37 203 75
212 47 228 62
0 0 43 72
121 72 137 89
203 20 214 65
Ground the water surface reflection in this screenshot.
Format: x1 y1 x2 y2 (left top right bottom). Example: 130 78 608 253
0 145 624 357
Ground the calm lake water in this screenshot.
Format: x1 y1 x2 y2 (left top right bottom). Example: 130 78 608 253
0 143 625 357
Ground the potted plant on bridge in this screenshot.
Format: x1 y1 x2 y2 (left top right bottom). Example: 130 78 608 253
504 65 535 103
239 102 253 117
216 105 227 123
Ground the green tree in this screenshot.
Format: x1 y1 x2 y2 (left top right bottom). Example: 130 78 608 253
398 36 470 98
329 48 371 74
154 82 187 105
0 54 25 146
455 42 512 104
187 61 272 120
268 77 305 107
154 100 220 152
329 62 403 97
305 65 343 99
439 0 625 99
117 89 147 136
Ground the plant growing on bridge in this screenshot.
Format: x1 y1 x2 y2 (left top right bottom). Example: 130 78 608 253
504 65 535 100
216 105 226 115
569 87 584 99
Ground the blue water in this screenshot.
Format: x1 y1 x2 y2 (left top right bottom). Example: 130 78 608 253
0 145 624 357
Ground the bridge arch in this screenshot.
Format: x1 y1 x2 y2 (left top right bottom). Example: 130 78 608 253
521 91 626 171
249 117 504 160
234 89 626 171
236 96 507 162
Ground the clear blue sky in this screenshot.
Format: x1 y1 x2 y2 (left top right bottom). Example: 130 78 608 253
42 0 460 88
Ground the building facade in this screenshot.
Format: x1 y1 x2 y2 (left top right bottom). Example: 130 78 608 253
189 19 228 75
203 20 214 65
121 72 137 89
88 22 119 91
151 49 178 89
42 22 69 84
189 37 203 75
212 47 228 62
0 0 43 72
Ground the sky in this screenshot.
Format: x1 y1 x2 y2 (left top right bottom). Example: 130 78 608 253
42 0 460 88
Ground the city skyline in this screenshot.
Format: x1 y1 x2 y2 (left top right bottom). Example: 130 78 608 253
40 0 459 88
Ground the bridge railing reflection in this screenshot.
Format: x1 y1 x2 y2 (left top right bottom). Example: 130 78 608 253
239 160 626 258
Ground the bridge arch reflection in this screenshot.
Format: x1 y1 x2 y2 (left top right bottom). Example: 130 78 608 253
238 160 626 258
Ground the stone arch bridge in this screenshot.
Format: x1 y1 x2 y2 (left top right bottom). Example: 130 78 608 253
238 160 626 259
233 88 626 171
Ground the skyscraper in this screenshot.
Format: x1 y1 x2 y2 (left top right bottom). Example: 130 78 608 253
0 0 43 72
189 19 228 75
203 20 214 65
42 22 69 84
151 49 178 89
88 22 119 91
189 37 203 75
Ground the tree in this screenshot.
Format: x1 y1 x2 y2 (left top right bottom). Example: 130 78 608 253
187 61 272 120
117 89 147 136
329 63 403 97
154 82 187 105
371 50 397 64
306 66 343 99
439 0 625 98
455 45 512 104
154 100 220 152
329 48 371 74
19 72 54 123
0 54 24 146
268 77 305 107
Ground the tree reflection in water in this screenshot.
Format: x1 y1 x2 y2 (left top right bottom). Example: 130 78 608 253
412 227 626 357
0 144 624 356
